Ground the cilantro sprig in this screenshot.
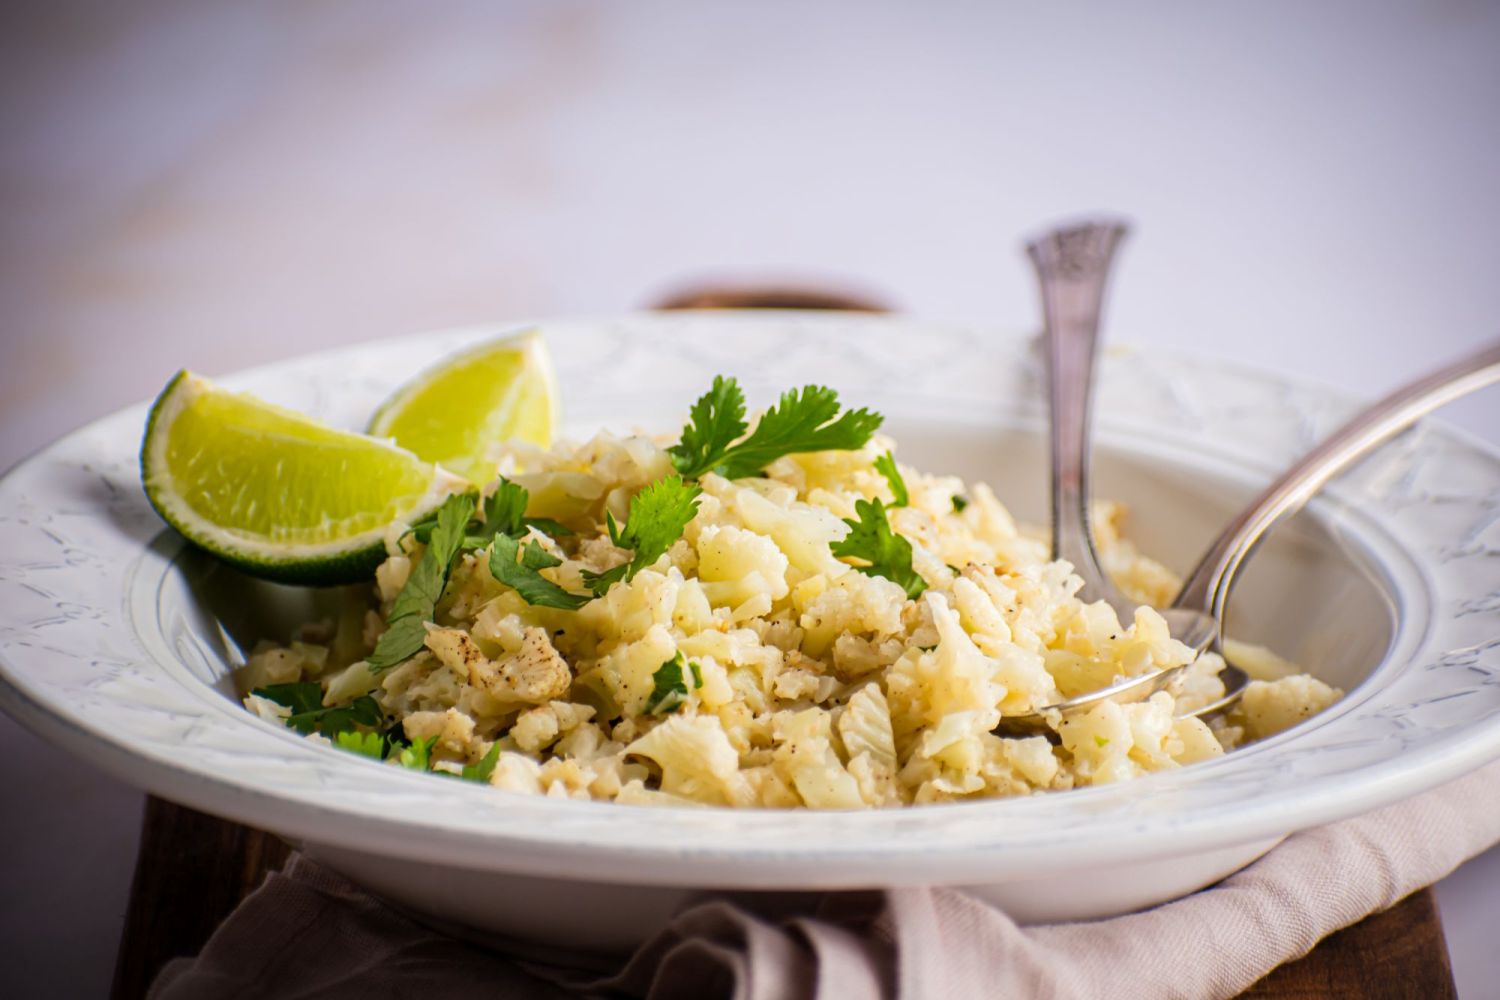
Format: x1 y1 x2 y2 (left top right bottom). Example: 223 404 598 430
830 497 928 598
874 451 908 507
367 492 476 672
584 475 702 595
669 377 883 480
667 376 746 479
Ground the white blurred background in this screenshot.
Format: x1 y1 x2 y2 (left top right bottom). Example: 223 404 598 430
2 2 1497 996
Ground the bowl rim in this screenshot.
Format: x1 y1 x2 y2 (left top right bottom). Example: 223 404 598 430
2 310 1497 889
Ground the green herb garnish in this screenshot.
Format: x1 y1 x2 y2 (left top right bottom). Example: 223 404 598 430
252 682 384 736
645 651 699 714
523 517 574 538
951 494 969 513
397 735 436 771
335 729 386 759
299 697 382 736
584 475 702 595
489 533 592 610
407 480 572 549
830 497 927 598
874 451 908 507
252 681 321 715
669 377 883 480
368 492 476 672
478 479 528 538
459 742 502 783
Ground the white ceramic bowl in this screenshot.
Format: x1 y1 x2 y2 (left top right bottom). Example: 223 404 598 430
3 313 1498 951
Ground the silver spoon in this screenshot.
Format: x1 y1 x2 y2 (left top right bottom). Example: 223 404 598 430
1166 335 1500 716
996 220 1500 736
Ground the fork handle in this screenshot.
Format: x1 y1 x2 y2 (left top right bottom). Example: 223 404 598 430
1028 220 1131 595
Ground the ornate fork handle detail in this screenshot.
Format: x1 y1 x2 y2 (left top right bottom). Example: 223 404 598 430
1027 219 1131 602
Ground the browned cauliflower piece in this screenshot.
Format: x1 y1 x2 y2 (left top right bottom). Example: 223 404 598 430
497 628 573 702
424 625 571 704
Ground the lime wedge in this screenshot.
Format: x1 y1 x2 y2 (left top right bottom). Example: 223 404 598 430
367 329 557 484
141 371 471 585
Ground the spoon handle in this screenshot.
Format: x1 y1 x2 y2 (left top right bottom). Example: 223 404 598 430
1028 220 1130 596
1175 339 1500 620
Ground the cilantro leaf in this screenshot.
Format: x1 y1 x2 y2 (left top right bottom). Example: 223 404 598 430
951 494 969 513
296 695 382 736
367 616 428 674
669 377 883 480
401 513 439 545
397 735 436 771
459 742 502 783
255 684 384 737
645 651 699 714
335 729 386 759
668 375 748 479
523 516 574 537
580 563 627 595
368 616 430 670
716 385 883 480
252 682 322 716
521 539 562 570
368 492 476 672
488 533 591 609
874 451 909 507
830 497 928 598
387 493 474 620
479 479 529 539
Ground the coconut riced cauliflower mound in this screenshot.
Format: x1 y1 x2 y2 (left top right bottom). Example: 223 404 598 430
239 405 1341 808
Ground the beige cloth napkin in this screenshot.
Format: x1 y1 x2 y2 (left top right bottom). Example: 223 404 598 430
150 759 1500 1000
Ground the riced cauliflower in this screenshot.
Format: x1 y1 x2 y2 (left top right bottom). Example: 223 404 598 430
238 379 1342 808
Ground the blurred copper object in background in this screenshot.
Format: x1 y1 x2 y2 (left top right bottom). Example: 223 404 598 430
652 283 891 313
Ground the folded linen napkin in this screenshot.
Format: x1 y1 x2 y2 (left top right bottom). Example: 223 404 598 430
150 759 1500 1000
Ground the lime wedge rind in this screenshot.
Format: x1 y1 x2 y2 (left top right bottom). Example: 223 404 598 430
141 370 471 586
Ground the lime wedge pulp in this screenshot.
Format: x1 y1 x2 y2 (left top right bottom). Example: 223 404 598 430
141 371 471 585
366 328 557 485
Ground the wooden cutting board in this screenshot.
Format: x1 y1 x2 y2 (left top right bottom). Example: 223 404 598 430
112 289 1457 999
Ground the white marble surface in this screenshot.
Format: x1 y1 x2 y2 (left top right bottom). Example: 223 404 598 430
1 2 1497 997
